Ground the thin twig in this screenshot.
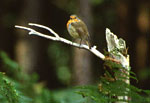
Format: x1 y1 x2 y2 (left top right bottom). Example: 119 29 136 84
28 23 60 38
15 23 105 60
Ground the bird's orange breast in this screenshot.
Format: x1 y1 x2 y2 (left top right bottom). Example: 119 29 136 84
67 19 80 29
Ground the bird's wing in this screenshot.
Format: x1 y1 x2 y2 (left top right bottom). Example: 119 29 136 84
71 21 89 38
71 21 91 47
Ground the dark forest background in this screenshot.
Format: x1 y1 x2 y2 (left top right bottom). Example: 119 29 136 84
0 0 150 90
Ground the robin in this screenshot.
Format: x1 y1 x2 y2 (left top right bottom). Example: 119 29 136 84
67 15 91 48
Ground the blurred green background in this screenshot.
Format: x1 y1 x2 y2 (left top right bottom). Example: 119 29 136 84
0 0 150 92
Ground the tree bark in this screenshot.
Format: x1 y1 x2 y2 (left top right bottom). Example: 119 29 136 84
72 0 93 85
15 0 41 73
136 2 150 89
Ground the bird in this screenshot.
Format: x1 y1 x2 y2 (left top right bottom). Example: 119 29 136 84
66 15 91 48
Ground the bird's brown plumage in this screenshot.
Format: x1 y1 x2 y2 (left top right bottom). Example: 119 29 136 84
67 15 91 48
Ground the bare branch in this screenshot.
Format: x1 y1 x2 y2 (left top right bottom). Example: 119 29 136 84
28 23 60 38
15 24 105 60
15 25 57 40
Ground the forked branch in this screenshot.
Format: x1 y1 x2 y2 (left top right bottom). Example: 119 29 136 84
15 23 105 60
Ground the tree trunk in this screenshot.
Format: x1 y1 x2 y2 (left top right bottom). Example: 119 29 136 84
72 0 93 85
15 0 41 73
136 2 150 89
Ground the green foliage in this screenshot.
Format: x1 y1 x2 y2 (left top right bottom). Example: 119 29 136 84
48 43 71 85
0 51 85 103
52 88 86 103
0 51 150 103
0 51 51 103
0 72 19 103
76 85 109 103
100 77 150 103
76 61 150 103
0 51 20 79
76 81 150 103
